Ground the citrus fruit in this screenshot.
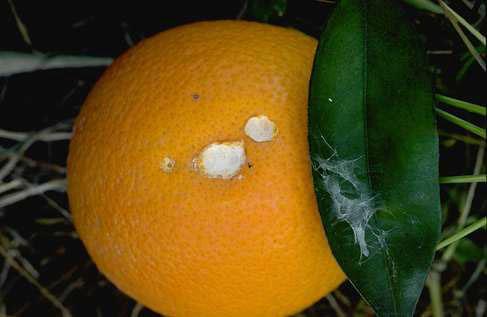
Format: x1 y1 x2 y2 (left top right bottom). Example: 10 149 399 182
67 20 345 317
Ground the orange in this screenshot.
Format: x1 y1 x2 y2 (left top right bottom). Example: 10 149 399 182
67 20 345 317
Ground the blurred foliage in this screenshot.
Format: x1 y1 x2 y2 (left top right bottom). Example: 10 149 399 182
246 0 287 22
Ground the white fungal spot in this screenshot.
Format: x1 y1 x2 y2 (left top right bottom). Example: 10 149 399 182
313 153 377 258
161 157 175 173
194 141 246 179
244 115 278 142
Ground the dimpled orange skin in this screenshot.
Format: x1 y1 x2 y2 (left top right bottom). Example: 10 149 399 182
68 20 345 317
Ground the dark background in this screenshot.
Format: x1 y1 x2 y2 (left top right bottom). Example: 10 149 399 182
0 0 485 316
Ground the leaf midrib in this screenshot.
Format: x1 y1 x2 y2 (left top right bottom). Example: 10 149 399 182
360 1 400 314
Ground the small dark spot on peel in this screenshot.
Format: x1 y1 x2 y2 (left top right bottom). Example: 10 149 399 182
192 93 200 101
248 162 253 169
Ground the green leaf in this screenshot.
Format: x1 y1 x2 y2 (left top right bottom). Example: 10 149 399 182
402 0 443 14
453 238 485 265
308 1 441 316
246 0 287 22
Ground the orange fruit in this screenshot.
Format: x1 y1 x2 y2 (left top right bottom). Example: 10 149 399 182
68 20 345 317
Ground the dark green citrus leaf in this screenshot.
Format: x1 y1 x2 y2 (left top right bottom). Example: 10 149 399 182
308 0 442 316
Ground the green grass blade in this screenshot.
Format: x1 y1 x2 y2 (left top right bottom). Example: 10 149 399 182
456 56 476 82
439 174 486 184
438 0 486 46
438 0 486 71
7 0 32 46
436 217 486 250
436 94 486 116
438 131 484 145
403 0 443 14
436 108 486 139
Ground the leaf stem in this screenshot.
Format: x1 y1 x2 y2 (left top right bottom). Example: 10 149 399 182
436 217 486 250
427 272 444 317
435 94 486 116
436 108 486 139
439 174 486 184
